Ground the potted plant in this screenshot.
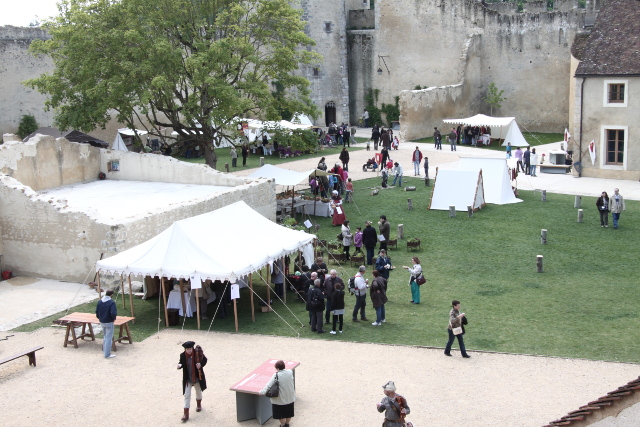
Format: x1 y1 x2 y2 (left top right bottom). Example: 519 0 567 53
407 237 421 250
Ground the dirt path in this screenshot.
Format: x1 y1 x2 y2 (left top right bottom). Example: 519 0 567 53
1 327 637 426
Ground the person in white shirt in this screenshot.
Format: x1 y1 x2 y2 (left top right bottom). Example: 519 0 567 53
529 148 539 177
391 162 404 187
351 265 369 322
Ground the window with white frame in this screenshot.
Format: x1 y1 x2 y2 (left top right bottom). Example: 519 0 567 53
605 128 625 165
603 79 628 107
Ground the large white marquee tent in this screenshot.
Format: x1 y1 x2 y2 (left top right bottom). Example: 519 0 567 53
96 201 316 328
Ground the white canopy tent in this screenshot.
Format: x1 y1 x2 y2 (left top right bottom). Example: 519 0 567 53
96 201 316 329
443 114 528 146
111 133 129 151
429 169 486 211
459 158 522 205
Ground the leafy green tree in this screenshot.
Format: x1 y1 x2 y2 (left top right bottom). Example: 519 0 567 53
17 114 39 139
26 0 319 168
483 82 507 115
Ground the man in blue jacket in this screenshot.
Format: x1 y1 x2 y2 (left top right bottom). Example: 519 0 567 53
96 289 117 358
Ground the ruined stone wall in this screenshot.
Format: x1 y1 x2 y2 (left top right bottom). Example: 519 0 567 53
388 0 582 139
0 136 277 280
0 26 55 136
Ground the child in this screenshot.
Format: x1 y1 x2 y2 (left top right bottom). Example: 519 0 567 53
392 136 399 150
354 227 363 254
381 168 389 188
345 178 353 203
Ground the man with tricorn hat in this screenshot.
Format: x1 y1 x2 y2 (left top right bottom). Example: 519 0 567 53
177 341 207 422
377 381 411 427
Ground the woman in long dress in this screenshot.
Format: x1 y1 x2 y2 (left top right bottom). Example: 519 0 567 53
403 256 422 304
331 190 346 226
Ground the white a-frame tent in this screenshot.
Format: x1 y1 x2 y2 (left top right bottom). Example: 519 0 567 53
459 158 522 205
429 168 486 211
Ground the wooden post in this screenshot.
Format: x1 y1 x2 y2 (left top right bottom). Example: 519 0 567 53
574 196 581 208
536 255 544 273
467 206 473 217
97 272 102 298
449 206 456 217
225 163 229 172
250 273 255 323
425 177 430 187
267 265 271 311
541 229 547 244
161 277 169 327
397 224 404 239
178 279 187 318
121 274 126 309
407 199 413 210
541 190 547 202
371 189 379 196
260 157 265 166
233 298 239 332
577 209 584 223
127 274 135 323
196 289 200 330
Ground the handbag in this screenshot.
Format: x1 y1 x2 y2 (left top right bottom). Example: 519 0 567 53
450 321 463 336
265 372 280 398
416 274 426 286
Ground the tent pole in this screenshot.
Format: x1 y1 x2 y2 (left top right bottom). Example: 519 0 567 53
250 274 255 323
161 277 169 327
233 298 238 332
127 274 135 323
179 279 187 319
196 288 200 330
290 185 295 221
121 274 126 309
267 265 271 312
97 272 102 298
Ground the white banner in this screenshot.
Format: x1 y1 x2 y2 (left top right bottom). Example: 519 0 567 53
589 140 596 166
190 274 202 289
230 284 240 300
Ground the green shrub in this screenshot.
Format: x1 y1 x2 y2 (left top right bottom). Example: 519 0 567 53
17 114 38 139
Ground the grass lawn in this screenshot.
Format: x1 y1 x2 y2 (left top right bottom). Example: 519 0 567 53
15 178 640 363
176 144 365 170
410 132 564 152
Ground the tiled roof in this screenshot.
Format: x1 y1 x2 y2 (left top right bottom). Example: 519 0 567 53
543 376 640 426
574 0 640 76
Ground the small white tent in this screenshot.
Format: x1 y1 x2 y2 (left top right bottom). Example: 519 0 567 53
459 158 522 205
500 121 528 147
112 133 129 151
429 169 486 211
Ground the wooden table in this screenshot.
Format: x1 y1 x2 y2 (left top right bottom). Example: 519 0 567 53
230 359 300 425
56 312 135 351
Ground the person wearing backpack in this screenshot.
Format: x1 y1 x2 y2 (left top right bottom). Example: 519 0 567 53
323 269 344 325
308 279 326 333
352 266 369 322
330 283 345 334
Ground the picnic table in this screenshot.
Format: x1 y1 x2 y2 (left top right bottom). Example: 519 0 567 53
229 359 300 425
55 312 135 351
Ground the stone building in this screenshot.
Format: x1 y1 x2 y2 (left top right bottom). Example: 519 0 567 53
570 0 640 180
0 1 605 142
0 134 275 281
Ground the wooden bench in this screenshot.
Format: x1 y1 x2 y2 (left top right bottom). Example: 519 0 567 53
0 346 44 367
539 164 571 174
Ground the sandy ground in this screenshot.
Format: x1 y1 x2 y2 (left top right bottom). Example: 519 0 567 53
0 327 638 427
234 138 640 201
0 277 97 332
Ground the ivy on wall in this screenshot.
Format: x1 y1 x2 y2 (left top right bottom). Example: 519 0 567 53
364 89 400 127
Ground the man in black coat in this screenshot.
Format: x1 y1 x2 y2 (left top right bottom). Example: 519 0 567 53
307 279 326 333
177 341 207 421
371 126 381 150
523 146 531 175
362 221 378 266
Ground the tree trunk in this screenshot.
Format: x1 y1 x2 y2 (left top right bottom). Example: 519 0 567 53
204 143 217 170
